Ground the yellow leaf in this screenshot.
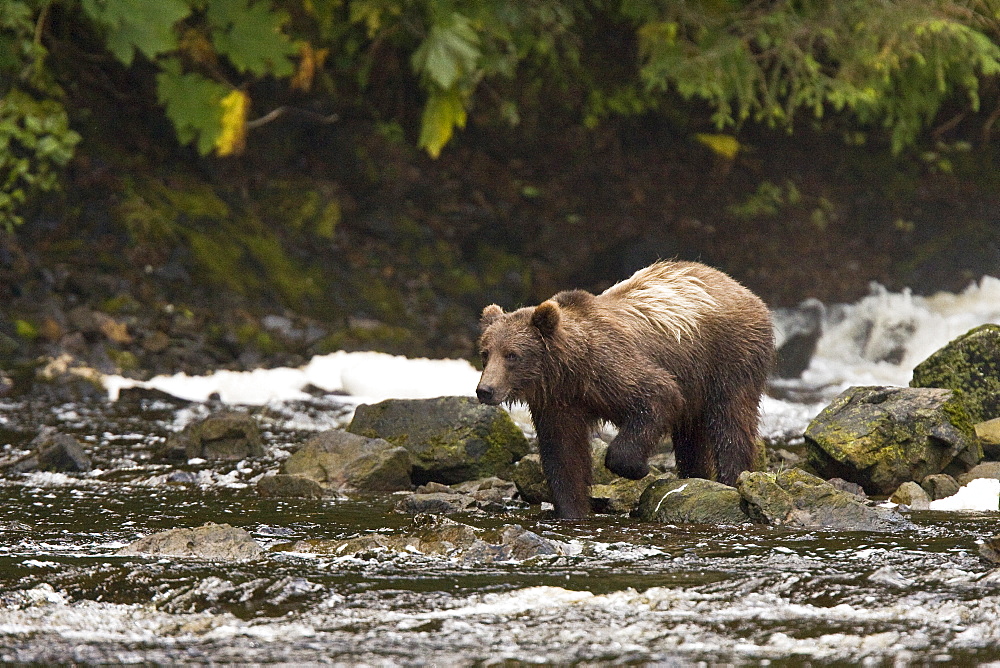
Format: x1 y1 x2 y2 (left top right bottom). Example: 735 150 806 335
418 87 467 158
291 42 329 92
215 89 249 157
694 133 741 160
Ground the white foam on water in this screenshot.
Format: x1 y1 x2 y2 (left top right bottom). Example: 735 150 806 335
104 350 480 405
928 478 1000 511
102 276 1000 444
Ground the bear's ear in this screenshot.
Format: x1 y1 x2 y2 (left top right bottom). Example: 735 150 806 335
480 304 504 330
531 300 560 337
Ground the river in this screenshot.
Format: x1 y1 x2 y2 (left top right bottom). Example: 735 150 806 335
2 278 1000 664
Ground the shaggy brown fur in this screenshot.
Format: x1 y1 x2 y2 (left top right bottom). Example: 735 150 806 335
476 260 774 519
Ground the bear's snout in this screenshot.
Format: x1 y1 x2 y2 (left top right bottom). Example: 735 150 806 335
476 385 499 405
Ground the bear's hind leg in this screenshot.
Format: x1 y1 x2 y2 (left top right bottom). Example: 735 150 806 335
708 386 762 486
671 417 716 480
532 408 593 518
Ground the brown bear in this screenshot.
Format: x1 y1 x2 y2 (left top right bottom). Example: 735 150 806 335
476 260 773 518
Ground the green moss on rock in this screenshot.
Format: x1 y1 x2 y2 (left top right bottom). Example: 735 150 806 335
910 324 1000 422
804 386 982 495
347 396 529 484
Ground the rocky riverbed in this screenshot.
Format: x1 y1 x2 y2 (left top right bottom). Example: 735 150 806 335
3 288 1000 663
2 371 1000 664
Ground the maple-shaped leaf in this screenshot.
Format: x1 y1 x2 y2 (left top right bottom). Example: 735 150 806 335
411 13 481 90
156 59 229 155
81 0 191 65
208 0 296 76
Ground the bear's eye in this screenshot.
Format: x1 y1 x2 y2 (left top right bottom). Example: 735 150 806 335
480 350 489 363
504 351 520 363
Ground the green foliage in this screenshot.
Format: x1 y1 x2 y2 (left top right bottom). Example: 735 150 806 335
633 0 1000 152
80 0 191 65
0 1 80 230
7 0 1000 231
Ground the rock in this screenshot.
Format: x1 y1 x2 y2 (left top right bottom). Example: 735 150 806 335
512 454 550 504
921 473 961 501
868 565 914 588
287 514 572 564
930 478 1000 511
283 430 411 492
772 298 825 378
347 397 529 484
804 386 982 495
957 461 1000 486
636 477 748 524
117 523 263 560
591 474 661 515
980 535 1000 565
396 477 520 514
910 324 1000 423
511 439 629 506
976 418 1000 459
165 411 265 461
257 474 325 498
736 468 913 532
9 427 92 473
827 478 867 498
889 481 930 510
395 492 477 514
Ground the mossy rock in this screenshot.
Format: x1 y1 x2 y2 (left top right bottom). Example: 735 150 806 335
510 439 636 507
347 396 529 485
636 477 748 525
803 386 982 495
910 324 1000 423
283 430 411 492
736 468 913 532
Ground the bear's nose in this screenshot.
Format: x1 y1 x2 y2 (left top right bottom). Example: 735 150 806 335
476 386 496 404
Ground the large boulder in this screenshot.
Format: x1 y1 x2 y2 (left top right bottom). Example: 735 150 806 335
910 324 1000 423
283 430 411 492
804 386 982 495
737 469 913 532
347 396 529 484
117 523 263 560
636 477 748 524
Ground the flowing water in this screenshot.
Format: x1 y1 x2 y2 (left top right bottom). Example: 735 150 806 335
3 278 1000 665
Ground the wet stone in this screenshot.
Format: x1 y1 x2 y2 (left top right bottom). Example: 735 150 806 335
921 473 961 501
164 411 265 461
890 481 931 510
977 418 1000 459
636 477 748 525
283 429 411 492
737 468 914 532
257 474 325 498
910 323 1000 423
9 427 92 473
347 396 529 485
117 523 264 561
957 461 1000 487
804 386 982 495
980 535 1000 565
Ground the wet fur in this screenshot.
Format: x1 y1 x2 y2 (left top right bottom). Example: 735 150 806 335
477 261 774 519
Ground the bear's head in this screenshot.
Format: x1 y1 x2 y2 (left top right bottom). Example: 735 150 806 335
475 300 560 405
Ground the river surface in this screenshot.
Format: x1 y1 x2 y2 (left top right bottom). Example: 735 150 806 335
3 278 1000 665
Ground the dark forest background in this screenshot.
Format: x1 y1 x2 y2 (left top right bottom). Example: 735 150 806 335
3 0 1000 379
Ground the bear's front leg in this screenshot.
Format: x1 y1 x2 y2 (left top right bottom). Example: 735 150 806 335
531 408 593 519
